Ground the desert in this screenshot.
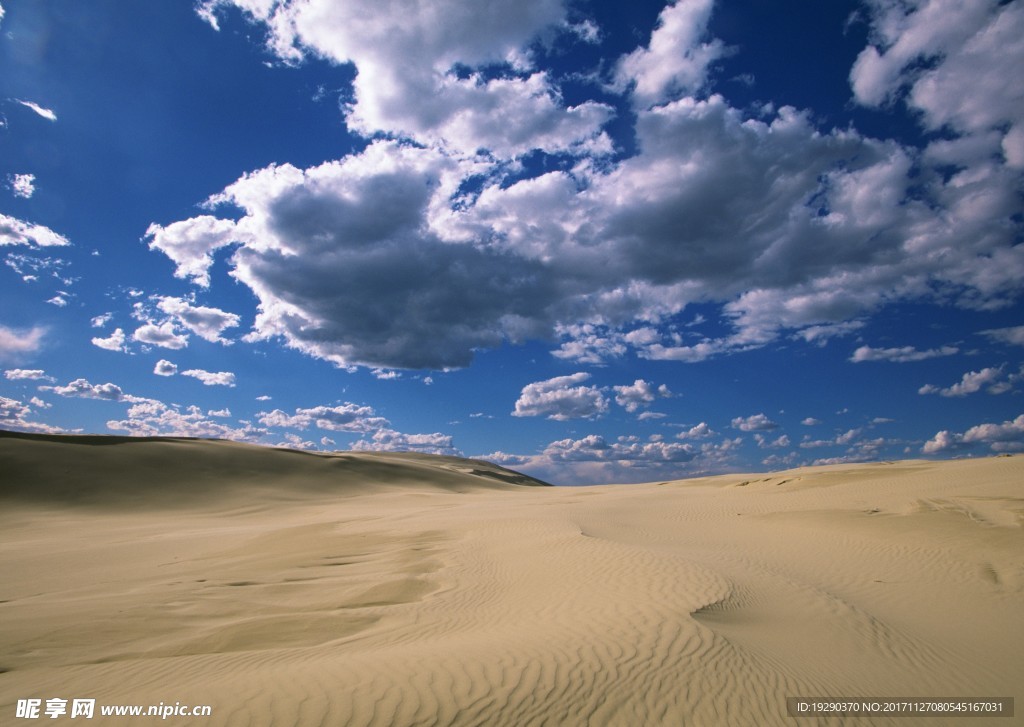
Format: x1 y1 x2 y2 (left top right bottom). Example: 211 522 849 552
1 430 1021 726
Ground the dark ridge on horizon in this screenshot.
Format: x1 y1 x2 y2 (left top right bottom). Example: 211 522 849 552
0 429 551 507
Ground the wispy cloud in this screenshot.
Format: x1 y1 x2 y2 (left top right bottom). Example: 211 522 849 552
14 99 57 122
850 345 959 363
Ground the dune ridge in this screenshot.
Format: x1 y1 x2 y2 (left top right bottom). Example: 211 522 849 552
1 433 1021 725
0 430 550 506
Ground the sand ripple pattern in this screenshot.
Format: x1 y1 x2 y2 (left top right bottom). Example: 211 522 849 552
2 451 1022 726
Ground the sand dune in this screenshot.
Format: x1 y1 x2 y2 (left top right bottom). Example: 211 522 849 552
1 432 1021 725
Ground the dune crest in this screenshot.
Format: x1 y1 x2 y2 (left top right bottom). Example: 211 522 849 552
1 434 1021 725
0 430 550 506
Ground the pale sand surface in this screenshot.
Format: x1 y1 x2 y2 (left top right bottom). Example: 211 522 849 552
1 432 1022 726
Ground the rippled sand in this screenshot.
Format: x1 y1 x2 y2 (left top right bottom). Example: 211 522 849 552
1 432 1022 725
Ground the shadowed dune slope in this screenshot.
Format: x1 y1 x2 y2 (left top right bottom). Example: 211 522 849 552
0 430 551 506
1 435 1021 726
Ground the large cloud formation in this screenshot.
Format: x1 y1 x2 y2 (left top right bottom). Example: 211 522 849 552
149 0 1023 372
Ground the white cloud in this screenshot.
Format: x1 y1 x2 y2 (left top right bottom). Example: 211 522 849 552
154 144 564 369
4 368 52 381
755 433 791 449
612 379 671 412
542 433 696 463
208 408 231 417
0 213 70 248
132 321 189 350
153 296 240 344
552 324 627 364
181 369 236 386
924 414 1024 454
793 320 866 345
199 0 609 158
918 366 1007 397
852 1 1023 137
146 215 238 287
278 433 315 450
512 372 608 420
0 394 63 433
147 0 1024 375
613 0 728 109
108 399 264 441
258 403 388 433
0 324 45 362
351 428 457 455
14 100 57 122
980 326 1024 346
677 421 714 439
8 173 35 199
43 378 125 401
850 345 959 363
801 417 821 426
731 413 779 432
90 313 113 328
489 431 752 484
922 429 967 455
153 359 178 376
91 328 128 352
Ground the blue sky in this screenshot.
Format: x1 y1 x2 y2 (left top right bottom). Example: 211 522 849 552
1 0 1022 484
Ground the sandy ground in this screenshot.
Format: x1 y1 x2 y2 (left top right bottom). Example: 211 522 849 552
1 432 1022 726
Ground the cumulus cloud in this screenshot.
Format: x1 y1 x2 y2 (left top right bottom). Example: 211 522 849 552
155 296 240 343
613 0 728 108
152 144 565 369
4 368 52 381
512 372 608 420
731 413 779 432
108 399 264 440
851 0 1023 140
677 421 714 439
918 366 1009 397
351 428 457 455
0 213 70 248
612 379 671 412
258 403 389 433
850 345 959 363
91 328 128 352
153 359 178 376
8 173 35 199
0 394 62 433
755 433 791 449
542 433 696 463
148 0 1024 374
181 369 236 386
923 414 1024 454
132 321 189 350
42 378 125 401
489 431 751 484
198 0 610 158
146 215 238 287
